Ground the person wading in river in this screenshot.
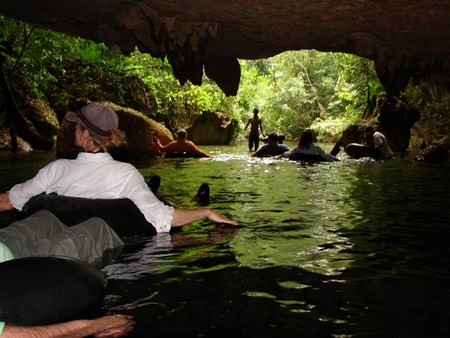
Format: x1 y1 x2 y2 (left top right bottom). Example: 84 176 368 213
244 108 264 152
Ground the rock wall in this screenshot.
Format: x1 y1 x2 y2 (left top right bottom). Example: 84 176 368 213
186 111 237 145
1 1 450 97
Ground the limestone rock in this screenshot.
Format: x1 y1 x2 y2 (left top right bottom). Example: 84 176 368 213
415 136 450 163
0 129 32 152
186 110 237 145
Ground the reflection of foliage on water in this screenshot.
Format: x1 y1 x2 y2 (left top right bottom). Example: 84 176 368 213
1 146 450 337
228 159 360 275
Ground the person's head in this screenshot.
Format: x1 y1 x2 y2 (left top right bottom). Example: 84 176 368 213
253 108 259 116
267 132 278 144
364 124 375 137
65 102 127 151
176 129 188 140
298 129 314 148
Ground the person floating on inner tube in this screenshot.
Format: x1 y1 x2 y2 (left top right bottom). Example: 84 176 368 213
278 129 338 161
253 132 289 157
0 101 237 237
363 125 393 159
344 125 394 159
153 128 212 158
0 103 125 265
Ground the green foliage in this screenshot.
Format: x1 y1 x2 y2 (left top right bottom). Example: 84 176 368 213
1 16 389 142
123 49 229 118
231 51 383 140
0 16 127 105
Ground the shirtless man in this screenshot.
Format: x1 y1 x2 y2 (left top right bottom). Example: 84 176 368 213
153 129 212 158
244 108 264 152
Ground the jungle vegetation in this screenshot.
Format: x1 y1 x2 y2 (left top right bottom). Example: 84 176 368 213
1 16 431 144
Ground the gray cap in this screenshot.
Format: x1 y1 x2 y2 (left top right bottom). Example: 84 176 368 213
65 103 119 137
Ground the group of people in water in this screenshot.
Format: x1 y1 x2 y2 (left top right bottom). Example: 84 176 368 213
151 106 393 162
243 108 393 162
0 103 394 337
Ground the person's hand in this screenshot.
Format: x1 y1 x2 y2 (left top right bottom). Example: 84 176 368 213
2 314 136 338
92 314 136 337
0 192 14 211
206 209 239 226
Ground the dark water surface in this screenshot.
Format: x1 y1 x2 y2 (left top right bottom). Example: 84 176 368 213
1 143 450 337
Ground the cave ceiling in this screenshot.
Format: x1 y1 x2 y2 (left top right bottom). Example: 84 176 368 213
1 1 450 97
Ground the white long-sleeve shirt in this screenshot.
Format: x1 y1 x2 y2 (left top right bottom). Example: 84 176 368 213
8 152 174 233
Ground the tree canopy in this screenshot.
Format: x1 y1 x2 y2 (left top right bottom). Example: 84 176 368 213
0 16 386 142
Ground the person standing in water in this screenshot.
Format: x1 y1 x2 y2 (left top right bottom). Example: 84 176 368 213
244 108 264 152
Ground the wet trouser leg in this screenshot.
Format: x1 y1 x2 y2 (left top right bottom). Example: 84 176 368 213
0 210 123 264
248 131 259 151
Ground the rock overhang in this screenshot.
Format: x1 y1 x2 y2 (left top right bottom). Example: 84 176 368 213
1 0 450 97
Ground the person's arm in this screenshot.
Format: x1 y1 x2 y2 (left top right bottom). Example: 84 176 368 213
191 143 212 158
259 119 264 135
313 146 337 162
182 141 211 158
276 149 293 158
124 168 237 231
171 208 238 228
243 118 251 131
253 144 266 157
320 151 338 161
153 137 168 152
373 133 386 149
195 148 212 158
1 314 135 338
0 193 13 212
6 160 59 211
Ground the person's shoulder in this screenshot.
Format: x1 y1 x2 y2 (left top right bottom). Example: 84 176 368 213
373 131 385 138
255 144 267 153
45 158 72 169
105 156 137 170
118 161 138 170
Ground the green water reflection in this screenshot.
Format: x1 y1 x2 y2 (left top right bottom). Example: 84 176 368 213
1 144 450 337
